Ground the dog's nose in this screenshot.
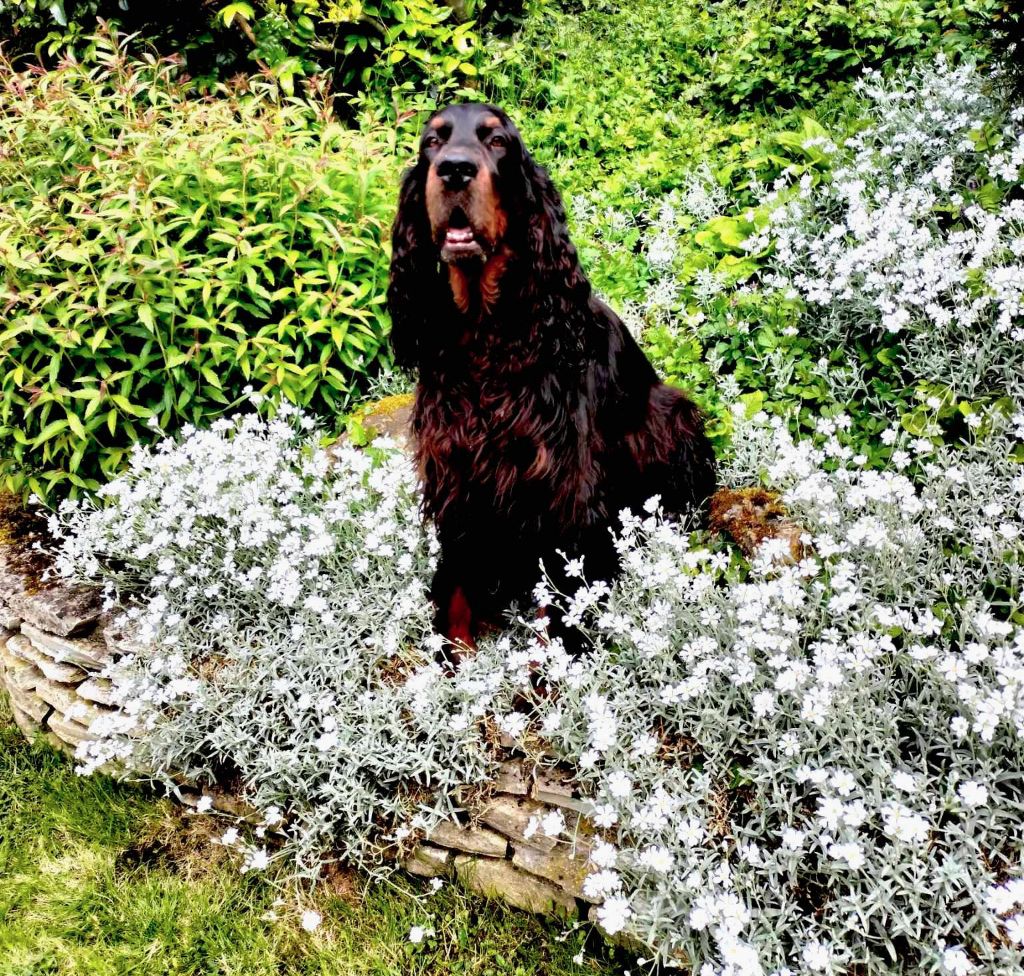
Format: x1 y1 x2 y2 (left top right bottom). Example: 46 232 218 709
436 155 478 191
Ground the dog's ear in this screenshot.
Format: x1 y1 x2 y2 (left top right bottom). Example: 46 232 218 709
510 128 589 308
387 160 436 371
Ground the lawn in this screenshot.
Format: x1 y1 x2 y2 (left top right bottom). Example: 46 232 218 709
0 694 622 976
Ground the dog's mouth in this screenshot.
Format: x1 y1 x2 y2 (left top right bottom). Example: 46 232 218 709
440 207 485 263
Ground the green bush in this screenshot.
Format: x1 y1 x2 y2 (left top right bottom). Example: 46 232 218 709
703 0 995 108
0 30 398 500
0 0 485 96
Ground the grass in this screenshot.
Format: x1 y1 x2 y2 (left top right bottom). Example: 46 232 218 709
0 695 625 976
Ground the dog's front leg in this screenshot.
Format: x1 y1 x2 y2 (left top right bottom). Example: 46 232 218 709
429 558 478 665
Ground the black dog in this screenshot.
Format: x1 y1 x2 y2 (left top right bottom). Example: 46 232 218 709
387 104 715 657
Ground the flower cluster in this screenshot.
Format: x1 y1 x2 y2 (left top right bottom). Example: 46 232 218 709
52 405 497 874
743 57 1024 404
512 391 1024 973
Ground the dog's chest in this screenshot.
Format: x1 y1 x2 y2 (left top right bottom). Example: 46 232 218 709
414 372 577 515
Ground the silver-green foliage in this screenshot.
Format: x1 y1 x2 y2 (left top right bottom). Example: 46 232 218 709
53 406 495 875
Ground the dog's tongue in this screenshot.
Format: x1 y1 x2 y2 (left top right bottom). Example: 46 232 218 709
445 227 475 245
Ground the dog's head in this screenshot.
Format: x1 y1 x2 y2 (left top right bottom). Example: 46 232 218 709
418 103 522 264
388 103 586 368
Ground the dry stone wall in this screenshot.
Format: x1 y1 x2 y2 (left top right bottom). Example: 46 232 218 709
0 535 608 930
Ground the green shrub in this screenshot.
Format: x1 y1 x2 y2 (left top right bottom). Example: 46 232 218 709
0 30 398 500
0 0 485 96
703 0 996 109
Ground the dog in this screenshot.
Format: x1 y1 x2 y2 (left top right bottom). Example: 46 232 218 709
387 103 716 659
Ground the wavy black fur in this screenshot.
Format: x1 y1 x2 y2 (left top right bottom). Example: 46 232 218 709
387 104 716 656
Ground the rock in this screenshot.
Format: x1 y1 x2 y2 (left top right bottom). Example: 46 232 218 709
0 640 45 692
0 601 20 630
479 796 566 853
43 730 75 757
532 793 596 816
493 761 530 796
5 680 51 723
32 676 82 716
77 677 116 706
102 618 148 657
403 844 451 879
454 855 577 917
709 487 807 563
532 766 595 812
10 702 45 739
209 792 263 822
512 842 596 902
427 820 509 857
7 634 86 685
63 697 110 727
0 552 101 637
360 394 414 448
532 765 575 798
45 712 96 748
21 622 108 670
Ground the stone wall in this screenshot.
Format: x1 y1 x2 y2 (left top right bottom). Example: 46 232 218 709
0 537 609 931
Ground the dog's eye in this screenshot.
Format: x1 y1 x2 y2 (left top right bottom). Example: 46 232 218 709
424 134 441 149
488 134 507 149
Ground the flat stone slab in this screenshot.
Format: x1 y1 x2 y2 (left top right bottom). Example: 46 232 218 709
0 550 101 638
22 622 108 670
0 601 20 630
404 844 451 879
454 855 577 916
428 820 509 857
512 841 595 902
10 702 44 738
33 676 85 718
532 766 575 798
76 677 116 706
45 713 97 747
479 796 563 853
7 634 86 685
0 640 45 692
493 761 530 795
5 680 51 723
102 619 149 657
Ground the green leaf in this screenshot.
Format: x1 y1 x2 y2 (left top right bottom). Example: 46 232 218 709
220 2 254 27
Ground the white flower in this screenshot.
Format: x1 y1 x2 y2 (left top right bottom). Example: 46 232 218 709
801 941 834 972
195 794 213 813
956 780 989 809
941 945 973 975
639 845 675 874
245 847 270 872
891 771 918 794
590 841 618 869
605 771 633 800
301 910 322 932
408 924 433 944
596 895 633 936
540 810 566 837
